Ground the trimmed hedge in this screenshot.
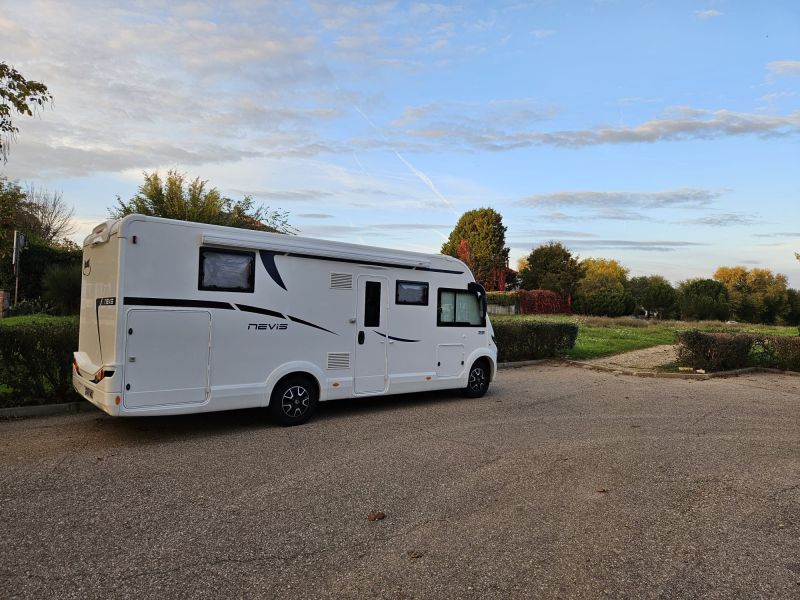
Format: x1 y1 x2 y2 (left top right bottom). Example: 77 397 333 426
0 315 79 405
486 290 570 314
676 330 800 372
493 319 578 362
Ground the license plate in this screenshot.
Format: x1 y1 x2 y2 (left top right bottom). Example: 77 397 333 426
84 386 94 399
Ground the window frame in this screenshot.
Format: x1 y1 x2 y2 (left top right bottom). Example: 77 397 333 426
395 280 429 306
198 246 256 293
436 287 486 327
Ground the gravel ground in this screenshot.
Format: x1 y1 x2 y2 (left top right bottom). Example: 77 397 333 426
1 364 799 599
583 345 678 371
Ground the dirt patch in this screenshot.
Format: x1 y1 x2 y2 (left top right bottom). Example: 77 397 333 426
584 344 678 370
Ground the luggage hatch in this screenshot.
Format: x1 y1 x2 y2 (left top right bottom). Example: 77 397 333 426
123 309 211 409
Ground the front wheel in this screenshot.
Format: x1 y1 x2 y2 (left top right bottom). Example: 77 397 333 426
269 376 319 426
463 360 490 398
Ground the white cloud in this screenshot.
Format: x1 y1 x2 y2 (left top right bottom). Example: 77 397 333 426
695 9 722 19
766 60 800 77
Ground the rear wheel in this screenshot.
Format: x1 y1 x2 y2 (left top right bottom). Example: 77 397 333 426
269 376 319 426
463 360 490 398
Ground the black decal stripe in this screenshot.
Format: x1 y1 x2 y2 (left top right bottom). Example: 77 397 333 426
259 250 288 291
375 331 421 343
272 251 463 274
287 315 338 335
95 298 103 363
236 304 285 319
124 297 235 310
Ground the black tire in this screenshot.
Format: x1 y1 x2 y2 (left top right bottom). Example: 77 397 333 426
268 376 319 426
463 360 490 398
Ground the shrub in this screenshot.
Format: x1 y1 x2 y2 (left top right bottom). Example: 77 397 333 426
675 330 755 372
574 288 629 317
759 336 800 371
0 315 78 404
493 318 578 362
42 262 81 314
486 291 517 307
517 289 567 315
7 298 54 316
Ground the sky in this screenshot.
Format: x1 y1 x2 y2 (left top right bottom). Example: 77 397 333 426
1 0 799 285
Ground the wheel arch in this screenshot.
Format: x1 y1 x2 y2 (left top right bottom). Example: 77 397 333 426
265 361 326 406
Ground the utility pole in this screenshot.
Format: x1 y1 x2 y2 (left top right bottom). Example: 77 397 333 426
11 230 26 305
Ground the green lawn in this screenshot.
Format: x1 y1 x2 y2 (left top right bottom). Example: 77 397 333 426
491 314 798 360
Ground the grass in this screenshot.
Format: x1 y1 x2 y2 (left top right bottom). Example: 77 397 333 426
491 314 798 360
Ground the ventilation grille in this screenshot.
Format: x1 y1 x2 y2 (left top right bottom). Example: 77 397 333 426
330 273 353 289
327 352 351 370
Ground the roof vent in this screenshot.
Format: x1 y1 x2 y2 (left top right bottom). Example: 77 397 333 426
327 352 351 370
330 273 353 290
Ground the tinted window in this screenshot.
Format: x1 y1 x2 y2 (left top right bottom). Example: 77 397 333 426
199 248 255 292
396 280 429 305
364 281 381 327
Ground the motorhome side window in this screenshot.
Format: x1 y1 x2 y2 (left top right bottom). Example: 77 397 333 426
396 280 428 305
198 247 255 293
437 288 485 327
364 281 381 327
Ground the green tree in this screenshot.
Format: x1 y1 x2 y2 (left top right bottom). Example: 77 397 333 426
713 265 789 324
628 275 678 319
574 258 633 316
678 278 731 321
519 242 584 300
441 207 510 290
1 62 53 163
111 170 295 233
1 177 80 302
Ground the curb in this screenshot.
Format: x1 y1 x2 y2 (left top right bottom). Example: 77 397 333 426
0 401 99 420
563 361 799 380
498 359 550 369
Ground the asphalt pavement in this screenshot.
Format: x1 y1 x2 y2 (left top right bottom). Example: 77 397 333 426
1 364 799 599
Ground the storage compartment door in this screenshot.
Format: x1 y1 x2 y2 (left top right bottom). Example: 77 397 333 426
436 344 465 377
124 310 211 409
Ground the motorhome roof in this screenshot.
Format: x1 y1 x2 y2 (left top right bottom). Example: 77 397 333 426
89 214 467 272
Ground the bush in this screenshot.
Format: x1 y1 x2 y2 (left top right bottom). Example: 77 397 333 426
676 329 800 372
574 288 629 317
42 262 81 314
487 291 517 307
517 289 567 315
0 315 78 405
760 336 800 371
493 318 578 362
675 330 755 372
7 298 54 316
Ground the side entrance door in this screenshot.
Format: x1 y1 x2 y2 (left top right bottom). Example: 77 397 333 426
355 276 388 394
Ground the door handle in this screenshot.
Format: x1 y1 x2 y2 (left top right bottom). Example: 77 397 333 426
358 331 365 345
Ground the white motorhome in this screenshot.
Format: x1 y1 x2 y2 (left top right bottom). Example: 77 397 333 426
73 215 497 425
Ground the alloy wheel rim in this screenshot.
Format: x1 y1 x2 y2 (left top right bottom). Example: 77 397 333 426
281 386 310 418
469 367 486 392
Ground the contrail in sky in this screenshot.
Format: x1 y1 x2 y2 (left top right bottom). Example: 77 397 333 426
351 104 457 216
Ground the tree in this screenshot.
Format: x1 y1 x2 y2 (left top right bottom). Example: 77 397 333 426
678 278 731 321
574 257 632 316
111 170 294 233
441 207 510 291
24 184 76 244
628 275 678 319
1 177 80 302
713 265 789 323
1 62 53 163
519 242 584 302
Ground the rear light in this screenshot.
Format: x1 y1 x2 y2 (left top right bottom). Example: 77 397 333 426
94 369 105 382
72 357 79 373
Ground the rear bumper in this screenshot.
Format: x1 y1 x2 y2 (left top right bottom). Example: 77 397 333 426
72 372 120 416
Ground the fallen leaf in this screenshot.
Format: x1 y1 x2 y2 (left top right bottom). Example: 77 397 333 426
596 488 609 494
367 511 386 522
407 550 424 560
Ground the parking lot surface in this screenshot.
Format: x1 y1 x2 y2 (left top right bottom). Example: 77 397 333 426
1 364 799 599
